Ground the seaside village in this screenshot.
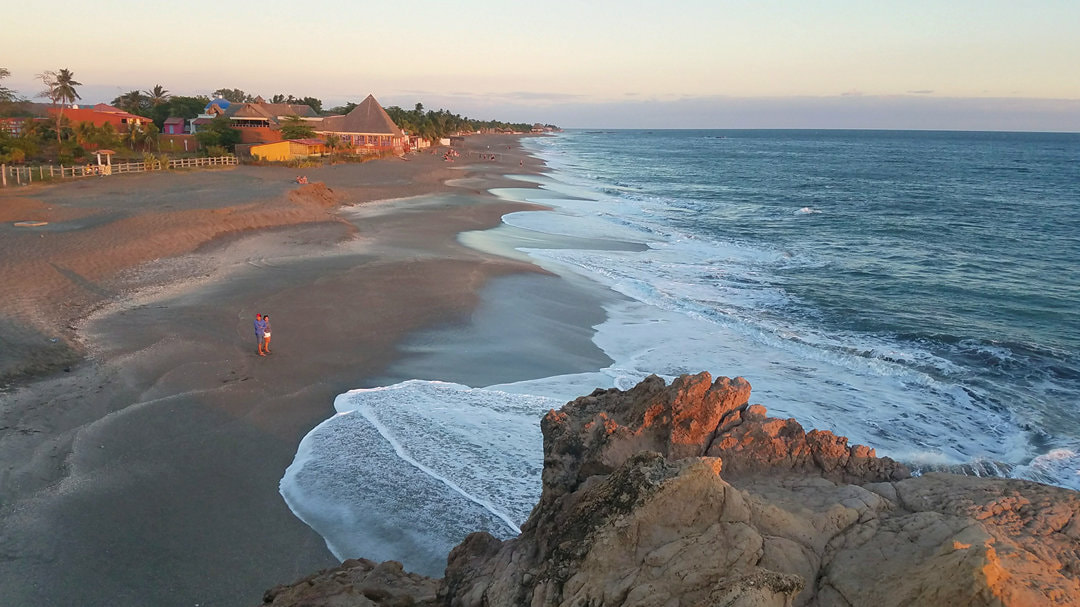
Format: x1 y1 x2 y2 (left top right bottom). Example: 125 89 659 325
183 94 435 158
0 93 558 183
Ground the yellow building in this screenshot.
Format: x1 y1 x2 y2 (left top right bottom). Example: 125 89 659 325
249 138 327 162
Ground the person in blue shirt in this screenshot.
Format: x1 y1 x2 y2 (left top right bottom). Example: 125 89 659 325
254 313 267 356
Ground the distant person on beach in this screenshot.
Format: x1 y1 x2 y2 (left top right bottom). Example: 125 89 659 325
254 313 267 356
262 314 272 354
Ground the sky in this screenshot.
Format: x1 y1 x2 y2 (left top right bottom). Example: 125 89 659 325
3 0 1078 131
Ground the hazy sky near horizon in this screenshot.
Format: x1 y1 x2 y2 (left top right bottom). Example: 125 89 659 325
3 0 1078 130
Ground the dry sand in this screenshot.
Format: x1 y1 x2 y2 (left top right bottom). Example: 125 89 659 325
0 137 557 606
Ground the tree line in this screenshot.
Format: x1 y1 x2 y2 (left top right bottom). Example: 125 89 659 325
383 103 537 140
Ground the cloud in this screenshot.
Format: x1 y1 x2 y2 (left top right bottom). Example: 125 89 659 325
908 89 935 94
501 91 586 102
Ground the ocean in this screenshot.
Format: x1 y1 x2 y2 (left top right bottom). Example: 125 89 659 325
281 129 1080 575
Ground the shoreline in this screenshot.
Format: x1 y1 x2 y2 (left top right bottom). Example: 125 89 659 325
0 135 578 606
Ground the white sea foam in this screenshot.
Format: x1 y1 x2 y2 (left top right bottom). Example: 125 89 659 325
1012 448 1080 491
280 381 559 575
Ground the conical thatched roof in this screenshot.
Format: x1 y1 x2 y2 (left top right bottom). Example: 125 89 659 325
318 95 402 136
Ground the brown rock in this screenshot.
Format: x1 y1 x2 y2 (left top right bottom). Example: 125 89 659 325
264 373 1080 607
539 373 751 495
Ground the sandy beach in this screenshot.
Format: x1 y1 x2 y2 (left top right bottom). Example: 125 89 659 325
0 136 578 606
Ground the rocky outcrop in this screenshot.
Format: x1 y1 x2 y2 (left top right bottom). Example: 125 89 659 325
263 373 1080 606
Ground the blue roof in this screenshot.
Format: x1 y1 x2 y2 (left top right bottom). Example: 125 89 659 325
204 98 231 111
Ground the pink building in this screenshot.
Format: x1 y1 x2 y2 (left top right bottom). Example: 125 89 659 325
163 117 187 135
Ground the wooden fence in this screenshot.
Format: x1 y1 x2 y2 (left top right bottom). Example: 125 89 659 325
1 156 238 187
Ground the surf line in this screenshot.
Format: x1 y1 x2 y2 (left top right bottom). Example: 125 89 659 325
356 402 523 535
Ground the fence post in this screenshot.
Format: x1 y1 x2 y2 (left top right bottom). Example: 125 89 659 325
1 164 6 187
17 167 22 186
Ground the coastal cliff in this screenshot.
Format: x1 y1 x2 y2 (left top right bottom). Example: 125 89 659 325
262 373 1080 606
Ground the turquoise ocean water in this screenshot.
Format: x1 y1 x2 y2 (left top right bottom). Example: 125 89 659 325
282 130 1080 574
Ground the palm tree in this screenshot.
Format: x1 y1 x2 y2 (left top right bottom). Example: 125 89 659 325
324 134 342 161
126 121 159 152
39 68 82 146
98 122 120 149
144 84 170 107
280 115 315 140
0 67 17 104
138 122 160 151
74 121 96 147
112 90 144 113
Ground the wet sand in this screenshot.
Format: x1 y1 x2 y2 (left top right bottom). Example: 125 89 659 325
0 137 580 605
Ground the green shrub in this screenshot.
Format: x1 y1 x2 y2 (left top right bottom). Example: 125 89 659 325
1 148 25 163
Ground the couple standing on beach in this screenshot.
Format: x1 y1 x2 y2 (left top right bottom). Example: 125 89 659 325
254 313 272 356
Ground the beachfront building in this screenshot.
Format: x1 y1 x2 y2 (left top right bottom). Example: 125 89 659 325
190 98 319 144
47 103 152 131
228 101 320 144
187 94 408 154
162 117 187 135
406 134 432 151
1 102 155 137
313 95 405 155
160 116 199 152
247 138 327 162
